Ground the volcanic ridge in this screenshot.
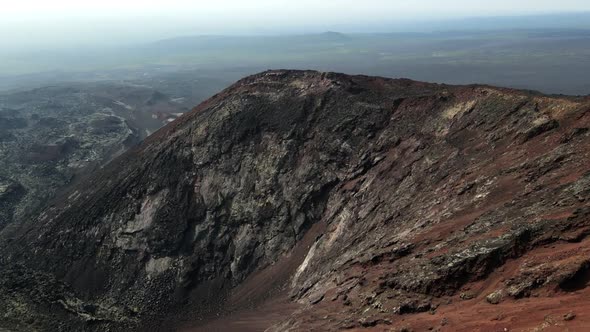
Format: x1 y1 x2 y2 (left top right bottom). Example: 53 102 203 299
1 70 590 331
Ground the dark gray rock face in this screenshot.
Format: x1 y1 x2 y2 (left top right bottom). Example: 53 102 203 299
1 70 388 330
0 177 25 226
0 70 589 331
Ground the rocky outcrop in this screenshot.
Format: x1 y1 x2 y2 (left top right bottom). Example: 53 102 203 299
0 70 589 331
0 178 25 226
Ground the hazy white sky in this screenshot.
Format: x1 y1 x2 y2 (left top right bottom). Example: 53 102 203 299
1 0 590 50
3 0 590 19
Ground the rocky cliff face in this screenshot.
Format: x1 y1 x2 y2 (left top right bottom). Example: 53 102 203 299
1 70 589 331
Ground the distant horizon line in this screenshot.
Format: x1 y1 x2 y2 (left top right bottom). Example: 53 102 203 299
2 10 590 52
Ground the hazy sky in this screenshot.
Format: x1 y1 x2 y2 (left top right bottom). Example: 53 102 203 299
2 0 590 50
4 0 590 19
0 0 590 20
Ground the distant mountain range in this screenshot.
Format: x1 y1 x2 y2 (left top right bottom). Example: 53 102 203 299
2 17 590 95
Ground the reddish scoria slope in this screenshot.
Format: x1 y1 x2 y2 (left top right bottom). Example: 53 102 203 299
0 70 589 332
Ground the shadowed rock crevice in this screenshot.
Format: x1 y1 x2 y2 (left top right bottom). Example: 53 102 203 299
559 261 590 292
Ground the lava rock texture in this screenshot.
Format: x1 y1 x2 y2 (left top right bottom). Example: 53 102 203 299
1 70 590 331
0 83 191 229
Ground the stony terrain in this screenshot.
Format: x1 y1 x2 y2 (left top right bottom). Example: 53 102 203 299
0 70 589 331
0 83 191 228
